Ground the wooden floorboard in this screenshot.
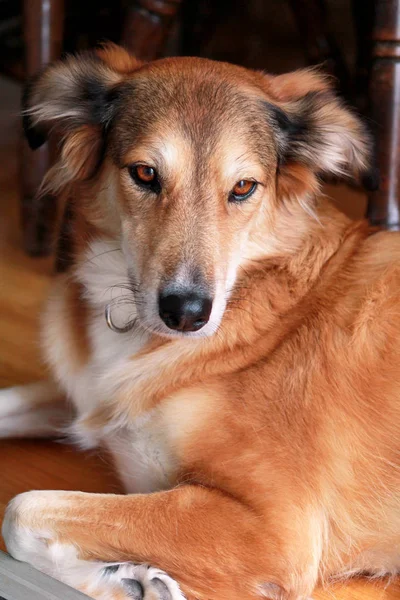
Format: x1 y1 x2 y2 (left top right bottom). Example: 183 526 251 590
0 75 399 599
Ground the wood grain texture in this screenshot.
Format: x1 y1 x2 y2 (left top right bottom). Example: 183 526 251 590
367 0 400 230
0 76 398 600
122 0 183 61
21 0 65 256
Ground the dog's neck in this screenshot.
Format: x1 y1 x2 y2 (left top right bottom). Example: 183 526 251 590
70 203 369 420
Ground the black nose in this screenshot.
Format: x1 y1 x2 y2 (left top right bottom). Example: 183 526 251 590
158 292 213 332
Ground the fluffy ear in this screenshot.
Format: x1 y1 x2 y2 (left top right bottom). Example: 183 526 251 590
22 44 141 186
263 70 378 199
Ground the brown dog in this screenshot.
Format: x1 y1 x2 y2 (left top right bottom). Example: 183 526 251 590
2 44 400 600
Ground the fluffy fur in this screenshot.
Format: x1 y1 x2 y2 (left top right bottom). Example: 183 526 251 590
1 45 400 600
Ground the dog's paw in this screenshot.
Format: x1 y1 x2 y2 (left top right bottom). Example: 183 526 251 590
2 491 185 600
0 384 69 438
2 491 59 572
97 563 185 600
0 387 26 437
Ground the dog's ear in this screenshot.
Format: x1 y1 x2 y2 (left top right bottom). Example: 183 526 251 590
262 70 378 199
22 44 141 187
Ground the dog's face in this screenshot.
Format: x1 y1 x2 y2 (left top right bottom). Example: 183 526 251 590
25 45 374 338
108 60 280 337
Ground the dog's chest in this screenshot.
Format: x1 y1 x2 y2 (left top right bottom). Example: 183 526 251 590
82 326 176 492
73 344 176 493
48 240 177 492
59 240 149 418
105 412 176 493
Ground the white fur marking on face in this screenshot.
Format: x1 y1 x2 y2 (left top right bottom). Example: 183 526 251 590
220 134 266 189
160 137 182 169
124 131 189 180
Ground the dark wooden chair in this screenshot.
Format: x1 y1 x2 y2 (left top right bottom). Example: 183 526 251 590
21 0 64 257
368 0 400 230
290 0 400 231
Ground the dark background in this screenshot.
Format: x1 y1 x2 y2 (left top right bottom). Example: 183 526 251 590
0 0 359 86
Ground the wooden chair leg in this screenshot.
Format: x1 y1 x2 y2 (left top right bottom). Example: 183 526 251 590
367 0 400 230
121 0 183 61
21 0 64 256
351 0 375 112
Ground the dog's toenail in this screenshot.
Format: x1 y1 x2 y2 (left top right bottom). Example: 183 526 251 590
122 578 144 599
152 578 172 600
102 564 120 575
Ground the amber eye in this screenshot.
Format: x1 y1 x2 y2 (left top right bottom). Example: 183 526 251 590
136 165 155 182
128 164 161 194
229 179 257 203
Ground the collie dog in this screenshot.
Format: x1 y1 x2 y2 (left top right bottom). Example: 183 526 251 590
2 44 400 600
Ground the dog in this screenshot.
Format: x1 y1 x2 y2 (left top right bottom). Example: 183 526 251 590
2 43 400 600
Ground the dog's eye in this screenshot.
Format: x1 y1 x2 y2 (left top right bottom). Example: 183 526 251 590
136 165 156 182
229 180 257 203
128 164 161 194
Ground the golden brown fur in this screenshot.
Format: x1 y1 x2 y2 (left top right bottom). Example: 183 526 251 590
3 45 400 600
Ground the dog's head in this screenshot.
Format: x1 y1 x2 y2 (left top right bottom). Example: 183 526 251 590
24 44 375 338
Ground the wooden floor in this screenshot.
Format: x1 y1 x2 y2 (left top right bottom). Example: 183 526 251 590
0 75 399 600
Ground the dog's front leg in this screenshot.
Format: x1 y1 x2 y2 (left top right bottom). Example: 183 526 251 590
2 488 318 600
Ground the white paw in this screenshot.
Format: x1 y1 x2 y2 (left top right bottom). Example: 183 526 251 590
2 491 61 573
2 491 185 600
0 387 26 437
97 563 185 600
0 383 69 438
0 386 26 419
